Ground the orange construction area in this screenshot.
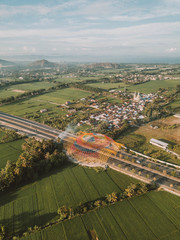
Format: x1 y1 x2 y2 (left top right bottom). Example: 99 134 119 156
63 132 124 164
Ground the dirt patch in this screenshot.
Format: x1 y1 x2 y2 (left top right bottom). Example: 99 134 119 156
12 89 26 93
135 116 180 142
153 116 180 125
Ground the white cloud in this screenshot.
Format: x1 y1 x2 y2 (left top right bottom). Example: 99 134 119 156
31 47 36 53
1 21 179 39
86 17 101 21
166 48 177 53
0 1 85 18
23 46 28 51
33 18 55 26
0 20 178 57
110 15 151 22
22 46 36 53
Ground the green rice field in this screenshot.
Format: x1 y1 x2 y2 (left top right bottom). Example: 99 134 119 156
0 163 180 239
8 81 56 91
0 98 65 117
87 82 128 90
0 87 90 117
21 191 180 240
87 79 180 93
0 164 140 236
0 89 20 100
127 79 180 93
0 139 24 169
32 87 92 104
0 82 57 100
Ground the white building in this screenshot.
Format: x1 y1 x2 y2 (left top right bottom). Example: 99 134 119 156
40 109 47 113
133 92 140 102
150 138 168 150
174 114 180 118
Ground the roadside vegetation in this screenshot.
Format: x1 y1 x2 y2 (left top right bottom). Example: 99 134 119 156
0 128 22 143
0 138 68 191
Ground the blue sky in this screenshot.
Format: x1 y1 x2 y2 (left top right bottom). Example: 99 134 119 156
0 0 180 62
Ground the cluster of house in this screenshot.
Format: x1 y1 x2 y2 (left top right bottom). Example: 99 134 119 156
115 74 163 84
77 92 158 129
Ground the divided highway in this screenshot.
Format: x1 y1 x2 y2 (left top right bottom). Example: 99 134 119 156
0 112 62 140
0 111 179 196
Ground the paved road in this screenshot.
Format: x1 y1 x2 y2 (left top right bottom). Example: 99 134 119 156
117 151 180 177
108 157 180 194
0 112 61 139
0 112 179 195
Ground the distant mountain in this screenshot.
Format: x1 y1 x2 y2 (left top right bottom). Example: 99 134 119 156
0 59 15 66
29 59 58 68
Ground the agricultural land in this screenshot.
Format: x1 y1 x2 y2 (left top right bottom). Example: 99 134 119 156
0 62 180 239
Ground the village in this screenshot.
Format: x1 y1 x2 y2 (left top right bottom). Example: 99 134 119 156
75 91 158 130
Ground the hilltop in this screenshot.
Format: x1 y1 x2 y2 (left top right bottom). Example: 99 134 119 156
0 59 15 67
29 59 58 68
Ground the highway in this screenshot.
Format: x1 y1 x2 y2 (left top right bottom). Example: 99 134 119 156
0 112 61 140
0 111 179 195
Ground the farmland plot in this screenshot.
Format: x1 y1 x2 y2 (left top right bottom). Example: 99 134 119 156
0 164 140 236
130 194 179 239
0 139 24 169
21 191 180 240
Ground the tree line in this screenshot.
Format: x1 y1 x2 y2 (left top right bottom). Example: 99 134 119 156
0 138 68 191
0 129 22 144
69 83 106 93
57 181 157 221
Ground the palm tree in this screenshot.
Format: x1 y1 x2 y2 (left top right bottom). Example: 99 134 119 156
124 184 136 198
106 192 118 203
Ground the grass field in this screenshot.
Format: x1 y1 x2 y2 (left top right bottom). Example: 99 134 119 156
0 88 20 100
169 99 180 113
127 79 180 93
0 82 57 100
0 87 89 117
1 163 180 239
0 98 66 118
21 191 180 240
55 76 102 83
33 87 92 104
0 139 24 169
0 87 91 118
87 79 179 93
8 81 56 91
0 164 140 237
87 82 128 90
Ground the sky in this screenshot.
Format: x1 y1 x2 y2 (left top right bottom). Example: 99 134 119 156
0 0 180 62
